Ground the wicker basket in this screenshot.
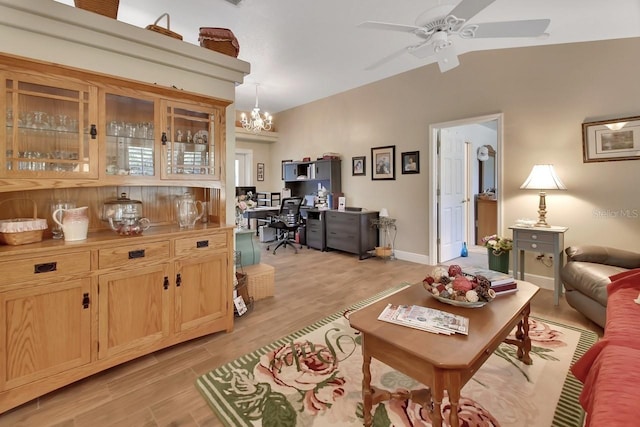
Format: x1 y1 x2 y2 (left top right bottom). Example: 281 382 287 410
375 246 392 257
0 199 47 246
244 263 275 301
146 13 183 40
199 27 240 57
74 0 119 19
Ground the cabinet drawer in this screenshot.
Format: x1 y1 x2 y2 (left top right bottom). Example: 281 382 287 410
99 240 170 269
307 224 323 233
515 230 555 243
517 241 554 253
307 228 323 238
327 233 358 253
175 232 227 256
326 212 358 226
0 252 91 286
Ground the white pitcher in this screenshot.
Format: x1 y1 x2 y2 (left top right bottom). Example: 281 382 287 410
52 206 89 241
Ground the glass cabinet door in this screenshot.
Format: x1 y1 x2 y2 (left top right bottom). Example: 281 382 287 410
104 93 156 177
2 73 97 178
162 100 219 180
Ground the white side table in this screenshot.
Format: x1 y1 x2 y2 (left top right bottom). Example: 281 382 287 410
509 225 568 306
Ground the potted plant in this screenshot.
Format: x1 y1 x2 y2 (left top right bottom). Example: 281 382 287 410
482 234 513 274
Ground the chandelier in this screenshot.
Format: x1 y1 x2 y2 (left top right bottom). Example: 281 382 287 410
240 84 273 133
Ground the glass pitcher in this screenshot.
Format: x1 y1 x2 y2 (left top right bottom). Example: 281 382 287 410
176 193 203 228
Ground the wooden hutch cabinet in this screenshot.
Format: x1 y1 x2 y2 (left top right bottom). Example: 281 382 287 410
0 0 249 414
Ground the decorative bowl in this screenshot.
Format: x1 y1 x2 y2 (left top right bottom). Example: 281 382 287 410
430 293 487 308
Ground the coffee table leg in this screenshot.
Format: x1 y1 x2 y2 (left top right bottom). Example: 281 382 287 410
519 304 533 365
506 303 533 365
362 341 373 427
431 375 444 427
447 386 461 427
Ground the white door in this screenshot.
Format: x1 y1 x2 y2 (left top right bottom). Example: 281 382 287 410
438 128 466 262
235 149 253 186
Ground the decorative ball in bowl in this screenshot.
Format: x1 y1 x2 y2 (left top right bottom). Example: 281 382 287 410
422 264 496 308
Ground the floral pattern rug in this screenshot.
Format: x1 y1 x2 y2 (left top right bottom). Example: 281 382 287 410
196 285 597 427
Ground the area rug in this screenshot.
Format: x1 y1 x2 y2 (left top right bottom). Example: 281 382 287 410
196 284 598 427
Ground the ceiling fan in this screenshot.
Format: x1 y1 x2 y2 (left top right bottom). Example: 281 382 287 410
359 0 550 73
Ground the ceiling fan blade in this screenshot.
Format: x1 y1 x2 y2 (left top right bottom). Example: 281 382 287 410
358 21 423 34
448 0 496 21
364 46 412 70
408 41 436 59
470 19 551 38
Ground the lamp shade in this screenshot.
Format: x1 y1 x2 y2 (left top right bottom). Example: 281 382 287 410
379 208 389 217
520 164 567 190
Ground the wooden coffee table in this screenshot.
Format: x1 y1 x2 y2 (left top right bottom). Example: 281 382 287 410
349 280 539 427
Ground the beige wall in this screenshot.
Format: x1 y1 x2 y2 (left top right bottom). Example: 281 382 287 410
247 37 640 275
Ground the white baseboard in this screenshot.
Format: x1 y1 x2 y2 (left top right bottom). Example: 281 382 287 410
393 250 431 265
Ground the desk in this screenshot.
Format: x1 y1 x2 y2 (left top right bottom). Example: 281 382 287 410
243 207 279 232
349 281 538 427
509 225 568 306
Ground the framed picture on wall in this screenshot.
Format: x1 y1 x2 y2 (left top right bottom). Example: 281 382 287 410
582 116 640 163
352 156 366 176
371 145 395 180
401 151 419 174
257 163 265 181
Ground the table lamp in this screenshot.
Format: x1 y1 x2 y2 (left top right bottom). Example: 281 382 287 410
520 164 566 227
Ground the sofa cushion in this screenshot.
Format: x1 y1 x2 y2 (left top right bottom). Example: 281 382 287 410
560 261 626 306
573 344 640 427
603 269 640 342
566 245 640 269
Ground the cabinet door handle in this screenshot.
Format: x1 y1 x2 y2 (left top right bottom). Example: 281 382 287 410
163 276 170 290
196 240 209 248
531 234 538 240
34 262 57 274
90 124 97 139
176 273 182 287
128 249 145 259
82 292 90 309
531 243 538 249
161 132 167 145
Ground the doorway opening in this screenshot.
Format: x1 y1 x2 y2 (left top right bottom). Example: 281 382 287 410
235 148 254 186
428 113 503 264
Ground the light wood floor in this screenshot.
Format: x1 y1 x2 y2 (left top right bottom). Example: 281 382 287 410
1 239 603 426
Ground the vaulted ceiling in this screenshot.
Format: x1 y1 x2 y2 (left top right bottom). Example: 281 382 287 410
55 0 640 114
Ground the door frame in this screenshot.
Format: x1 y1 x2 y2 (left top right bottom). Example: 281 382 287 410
428 113 503 264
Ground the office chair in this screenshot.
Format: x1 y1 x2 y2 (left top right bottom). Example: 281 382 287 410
266 197 303 254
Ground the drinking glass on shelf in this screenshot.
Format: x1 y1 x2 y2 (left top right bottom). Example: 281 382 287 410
56 115 68 132
31 111 50 130
51 201 76 239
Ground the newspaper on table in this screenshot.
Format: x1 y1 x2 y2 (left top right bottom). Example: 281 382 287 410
377 304 469 335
